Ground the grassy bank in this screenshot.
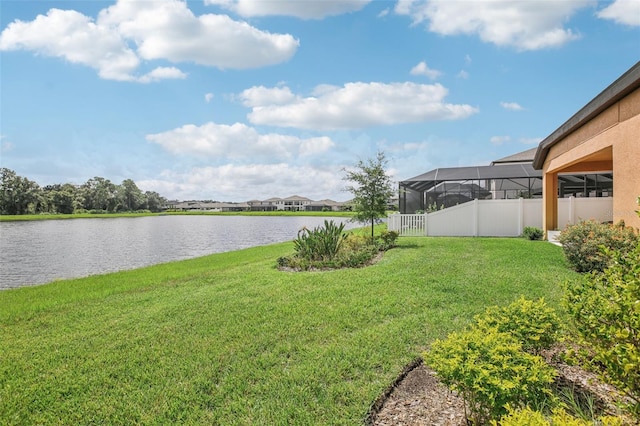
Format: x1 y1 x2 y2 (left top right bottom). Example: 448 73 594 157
0 237 577 425
0 210 355 222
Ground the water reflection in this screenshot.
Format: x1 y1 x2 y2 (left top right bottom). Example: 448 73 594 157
0 216 356 289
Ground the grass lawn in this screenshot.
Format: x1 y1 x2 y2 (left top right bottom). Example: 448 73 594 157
0 237 577 425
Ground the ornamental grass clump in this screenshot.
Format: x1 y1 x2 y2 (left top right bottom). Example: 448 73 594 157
292 219 346 261
278 222 397 270
557 220 638 273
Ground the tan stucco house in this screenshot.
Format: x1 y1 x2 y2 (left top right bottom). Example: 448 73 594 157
533 61 640 234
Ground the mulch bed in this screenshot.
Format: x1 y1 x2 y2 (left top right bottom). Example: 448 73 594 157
366 347 636 426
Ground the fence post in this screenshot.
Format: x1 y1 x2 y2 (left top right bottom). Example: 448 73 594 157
569 196 575 225
473 199 479 237
424 212 428 236
518 197 524 236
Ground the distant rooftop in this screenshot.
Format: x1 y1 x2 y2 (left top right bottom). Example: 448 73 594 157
491 147 537 165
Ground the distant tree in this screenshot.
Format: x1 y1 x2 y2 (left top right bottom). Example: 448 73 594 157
43 183 82 214
0 168 43 215
0 170 170 215
343 151 395 238
119 179 145 211
144 191 167 212
81 177 119 212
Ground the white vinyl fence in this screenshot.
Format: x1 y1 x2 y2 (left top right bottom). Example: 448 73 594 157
388 197 613 237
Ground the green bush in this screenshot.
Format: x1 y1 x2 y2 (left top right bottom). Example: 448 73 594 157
474 297 561 354
292 220 345 261
563 243 640 416
279 228 385 270
338 244 379 268
522 226 544 240
557 220 638 273
377 230 399 250
495 406 624 426
424 328 557 425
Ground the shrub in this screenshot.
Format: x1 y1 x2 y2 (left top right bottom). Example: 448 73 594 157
495 406 624 426
292 220 345 261
424 328 557 425
563 243 640 416
377 230 399 251
522 226 544 241
279 227 386 270
337 244 379 268
474 297 561 354
557 220 638 273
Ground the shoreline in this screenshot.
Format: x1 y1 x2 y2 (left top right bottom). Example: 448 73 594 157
0 210 355 222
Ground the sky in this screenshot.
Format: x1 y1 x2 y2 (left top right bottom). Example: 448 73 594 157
1 0 638 202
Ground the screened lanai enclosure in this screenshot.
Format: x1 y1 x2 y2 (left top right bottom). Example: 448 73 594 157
398 163 613 214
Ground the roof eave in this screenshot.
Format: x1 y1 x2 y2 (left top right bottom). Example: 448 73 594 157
533 61 640 170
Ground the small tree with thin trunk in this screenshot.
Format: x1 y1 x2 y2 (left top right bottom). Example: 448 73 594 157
343 151 395 238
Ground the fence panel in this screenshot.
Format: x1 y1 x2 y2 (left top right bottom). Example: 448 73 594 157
387 214 427 236
557 197 613 229
523 199 543 229
389 197 612 237
478 199 520 236
427 203 476 236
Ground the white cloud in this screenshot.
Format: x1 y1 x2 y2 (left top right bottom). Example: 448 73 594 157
378 8 390 18
500 101 524 111
238 85 298 107
597 0 640 26
240 82 478 130
205 93 214 103
138 163 347 201
457 70 469 79
394 0 416 16
0 8 140 81
490 136 511 145
205 0 371 19
410 61 442 79
146 122 335 159
99 1 299 69
0 0 299 82
395 0 594 50
137 67 187 83
519 137 542 145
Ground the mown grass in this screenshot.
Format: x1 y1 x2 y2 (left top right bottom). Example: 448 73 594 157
0 211 355 222
0 237 577 425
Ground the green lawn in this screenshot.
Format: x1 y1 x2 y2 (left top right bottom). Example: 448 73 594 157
0 237 577 425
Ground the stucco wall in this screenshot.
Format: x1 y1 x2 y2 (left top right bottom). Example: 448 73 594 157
613 112 640 229
542 86 640 230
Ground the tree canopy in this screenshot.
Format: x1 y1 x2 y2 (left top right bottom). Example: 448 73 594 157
343 151 395 237
0 168 168 215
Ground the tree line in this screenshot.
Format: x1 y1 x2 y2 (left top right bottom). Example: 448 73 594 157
0 168 168 215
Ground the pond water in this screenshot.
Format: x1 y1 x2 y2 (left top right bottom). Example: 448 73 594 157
0 215 357 290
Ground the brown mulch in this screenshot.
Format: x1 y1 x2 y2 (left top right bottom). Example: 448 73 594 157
367 359 467 426
367 347 636 426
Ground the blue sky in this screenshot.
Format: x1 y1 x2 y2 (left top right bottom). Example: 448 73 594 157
1 0 638 202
